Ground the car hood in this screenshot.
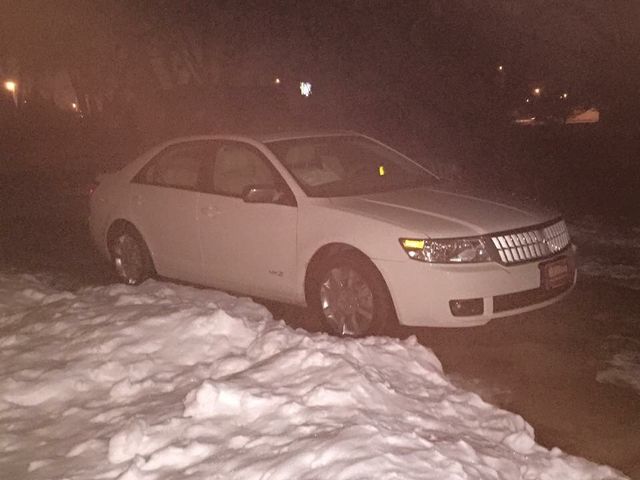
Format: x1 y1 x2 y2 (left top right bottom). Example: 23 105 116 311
329 185 558 238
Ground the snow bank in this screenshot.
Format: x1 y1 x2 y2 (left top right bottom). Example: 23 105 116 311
0 273 626 479
569 216 640 289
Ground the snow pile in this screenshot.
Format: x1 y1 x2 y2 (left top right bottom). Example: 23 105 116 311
597 334 640 397
569 216 640 289
0 274 626 479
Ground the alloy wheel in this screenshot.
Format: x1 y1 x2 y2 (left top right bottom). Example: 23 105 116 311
111 233 146 285
319 266 374 336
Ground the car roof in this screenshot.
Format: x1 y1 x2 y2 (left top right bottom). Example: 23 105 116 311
248 130 357 143
148 130 363 149
157 130 360 147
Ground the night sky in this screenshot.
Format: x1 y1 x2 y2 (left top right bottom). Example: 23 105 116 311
3 1 639 114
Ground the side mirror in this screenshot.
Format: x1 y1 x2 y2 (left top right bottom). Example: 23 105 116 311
242 185 281 204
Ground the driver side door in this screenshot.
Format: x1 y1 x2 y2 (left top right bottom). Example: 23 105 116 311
198 141 298 301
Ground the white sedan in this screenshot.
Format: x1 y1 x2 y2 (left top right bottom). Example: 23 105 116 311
90 132 576 336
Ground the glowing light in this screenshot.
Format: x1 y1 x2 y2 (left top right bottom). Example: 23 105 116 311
515 116 536 124
562 92 568 99
497 65 503 72
71 102 78 110
525 98 531 103
299 81 312 97
378 165 386 176
274 77 281 85
401 239 425 250
533 87 542 96
4 80 16 93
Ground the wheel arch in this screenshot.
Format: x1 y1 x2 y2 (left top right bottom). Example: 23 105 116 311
106 219 141 247
106 220 155 268
304 242 386 304
106 218 157 279
304 242 399 334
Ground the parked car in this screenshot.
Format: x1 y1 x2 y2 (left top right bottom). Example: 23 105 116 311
90 131 576 336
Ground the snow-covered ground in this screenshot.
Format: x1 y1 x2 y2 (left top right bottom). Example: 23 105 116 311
0 273 627 479
568 216 640 400
569 216 640 290
597 333 640 397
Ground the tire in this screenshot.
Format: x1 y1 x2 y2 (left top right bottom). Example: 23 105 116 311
108 227 154 285
311 252 396 337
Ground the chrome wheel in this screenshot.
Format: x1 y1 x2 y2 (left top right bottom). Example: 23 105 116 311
111 233 146 285
319 266 374 336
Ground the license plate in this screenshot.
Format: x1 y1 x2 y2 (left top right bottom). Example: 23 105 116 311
540 257 572 290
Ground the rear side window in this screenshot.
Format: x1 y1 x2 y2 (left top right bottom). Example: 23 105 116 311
134 142 215 191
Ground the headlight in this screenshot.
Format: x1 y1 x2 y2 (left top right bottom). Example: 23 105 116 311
399 237 491 263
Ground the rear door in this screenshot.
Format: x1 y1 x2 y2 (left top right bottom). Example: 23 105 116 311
130 141 215 283
198 141 298 301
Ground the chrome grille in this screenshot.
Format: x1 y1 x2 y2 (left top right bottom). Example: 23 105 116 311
490 220 570 264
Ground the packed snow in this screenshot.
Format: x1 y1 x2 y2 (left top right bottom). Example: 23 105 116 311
0 273 627 479
597 334 640 397
569 216 640 289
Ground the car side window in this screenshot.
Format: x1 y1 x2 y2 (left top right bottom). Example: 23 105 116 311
211 142 277 197
134 142 213 191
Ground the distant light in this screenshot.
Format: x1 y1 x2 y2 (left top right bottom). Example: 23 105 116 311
4 80 16 93
533 87 542 96
525 98 531 103
379 165 386 176
562 92 568 99
299 81 312 97
497 65 504 72
71 102 78 110
274 77 281 85
515 116 536 125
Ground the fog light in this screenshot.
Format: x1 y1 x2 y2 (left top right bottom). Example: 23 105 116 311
449 298 484 316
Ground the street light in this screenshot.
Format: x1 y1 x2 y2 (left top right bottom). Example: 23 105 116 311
533 87 542 96
4 80 18 106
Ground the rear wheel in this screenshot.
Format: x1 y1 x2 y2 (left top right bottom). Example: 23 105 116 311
109 228 154 285
312 252 396 337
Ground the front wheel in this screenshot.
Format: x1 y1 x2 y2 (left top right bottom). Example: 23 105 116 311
109 229 154 285
313 253 396 337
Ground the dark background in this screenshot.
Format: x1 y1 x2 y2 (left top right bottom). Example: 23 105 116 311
1 0 639 221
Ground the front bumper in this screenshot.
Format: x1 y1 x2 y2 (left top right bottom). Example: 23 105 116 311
374 244 577 327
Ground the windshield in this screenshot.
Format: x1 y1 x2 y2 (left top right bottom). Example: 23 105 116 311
266 135 438 197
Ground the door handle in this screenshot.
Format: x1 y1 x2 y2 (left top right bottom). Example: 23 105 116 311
200 206 220 218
